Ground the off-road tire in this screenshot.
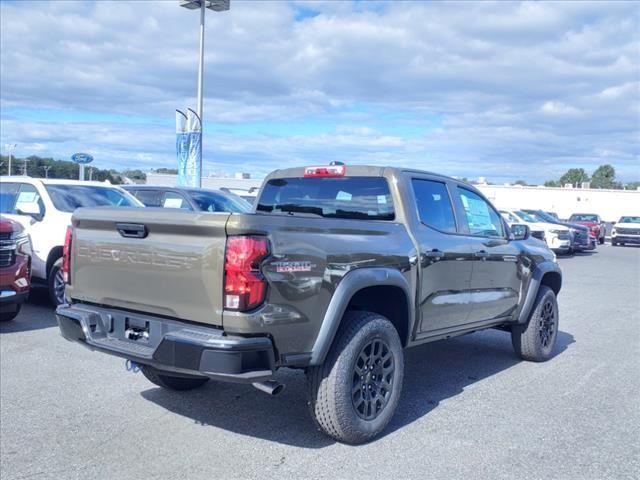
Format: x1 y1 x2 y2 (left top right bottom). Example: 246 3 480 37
511 286 559 362
48 258 65 306
306 311 404 444
0 305 21 322
141 365 209 391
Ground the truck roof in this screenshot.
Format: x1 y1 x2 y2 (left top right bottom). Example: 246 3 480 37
265 165 458 183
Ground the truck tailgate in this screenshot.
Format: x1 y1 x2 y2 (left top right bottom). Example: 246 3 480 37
67 207 229 326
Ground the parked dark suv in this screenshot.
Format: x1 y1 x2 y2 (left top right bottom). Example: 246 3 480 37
123 186 252 213
522 209 592 252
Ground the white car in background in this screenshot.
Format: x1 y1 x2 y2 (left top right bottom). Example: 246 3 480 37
611 216 640 246
0 177 143 305
499 208 571 253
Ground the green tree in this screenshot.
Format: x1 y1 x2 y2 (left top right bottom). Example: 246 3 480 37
625 181 640 190
544 180 560 187
590 164 616 189
514 179 527 186
559 168 589 187
154 168 178 174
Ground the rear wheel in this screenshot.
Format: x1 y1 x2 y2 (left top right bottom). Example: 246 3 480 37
612 239 618 246
48 258 65 306
306 311 404 444
511 286 558 362
141 365 209 391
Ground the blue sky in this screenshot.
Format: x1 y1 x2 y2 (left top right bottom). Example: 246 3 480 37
1 0 638 183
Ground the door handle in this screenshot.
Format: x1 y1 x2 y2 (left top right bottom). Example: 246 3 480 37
116 223 148 239
474 250 489 259
423 249 445 259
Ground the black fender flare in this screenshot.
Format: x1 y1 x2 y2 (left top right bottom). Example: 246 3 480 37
517 261 562 324
309 267 414 366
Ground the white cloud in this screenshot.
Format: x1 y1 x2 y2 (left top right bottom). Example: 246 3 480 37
1 0 639 182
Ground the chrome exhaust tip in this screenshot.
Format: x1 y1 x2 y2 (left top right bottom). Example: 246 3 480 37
252 380 284 396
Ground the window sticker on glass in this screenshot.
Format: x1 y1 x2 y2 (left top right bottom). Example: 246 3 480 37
377 195 387 204
164 197 184 209
17 192 37 204
336 191 352 201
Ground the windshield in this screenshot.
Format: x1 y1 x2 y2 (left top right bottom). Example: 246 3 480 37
570 214 598 222
257 176 395 221
619 216 640 223
514 210 538 223
187 190 252 213
45 185 139 212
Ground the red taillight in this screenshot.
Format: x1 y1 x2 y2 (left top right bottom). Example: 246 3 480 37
224 236 269 311
303 165 346 177
62 226 72 284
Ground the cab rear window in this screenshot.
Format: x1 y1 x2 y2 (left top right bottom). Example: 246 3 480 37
256 177 395 221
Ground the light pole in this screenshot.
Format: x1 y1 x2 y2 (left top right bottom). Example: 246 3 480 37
179 0 230 187
4 143 16 176
43 165 51 178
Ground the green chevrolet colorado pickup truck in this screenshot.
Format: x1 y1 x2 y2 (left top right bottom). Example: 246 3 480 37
57 164 562 444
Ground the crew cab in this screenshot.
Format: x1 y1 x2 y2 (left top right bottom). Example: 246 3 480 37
0 177 142 305
56 165 562 444
568 213 606 245
0 216 32 321
611 216 640 246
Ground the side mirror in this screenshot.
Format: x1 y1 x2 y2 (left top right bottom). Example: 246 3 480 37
511 224 530 241
16 203 43 222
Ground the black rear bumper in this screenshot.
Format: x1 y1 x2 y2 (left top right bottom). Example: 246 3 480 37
56 304 276 382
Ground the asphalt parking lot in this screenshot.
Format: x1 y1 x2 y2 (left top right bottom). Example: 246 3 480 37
1 245 639 480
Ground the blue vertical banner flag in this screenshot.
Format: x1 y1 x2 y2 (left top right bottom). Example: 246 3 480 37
176 108 202 187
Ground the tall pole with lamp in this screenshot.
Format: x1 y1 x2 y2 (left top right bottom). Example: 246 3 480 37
178 0 230 187
4 143 16 176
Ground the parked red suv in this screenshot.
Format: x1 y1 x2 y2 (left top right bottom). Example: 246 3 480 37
0 217 32 321
568 213 606 245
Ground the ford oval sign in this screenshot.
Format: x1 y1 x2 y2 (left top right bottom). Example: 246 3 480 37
71 153 94 164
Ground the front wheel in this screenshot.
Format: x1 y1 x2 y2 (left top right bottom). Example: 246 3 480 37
306 311 404 444
141 365 209 391
511 286 559 362
48 258 66 306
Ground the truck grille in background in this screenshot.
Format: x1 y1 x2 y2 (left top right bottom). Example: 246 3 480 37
0 232 11 240
557 232 570 240
617 228 640 235
0 240 16 267
531 231 545 241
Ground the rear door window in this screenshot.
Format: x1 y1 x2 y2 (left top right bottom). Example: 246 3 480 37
412 179 457 233
257 177 394 220
44 185 138 212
